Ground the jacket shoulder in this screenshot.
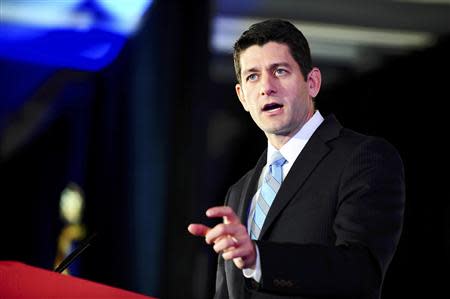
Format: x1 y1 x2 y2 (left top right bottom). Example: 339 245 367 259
335 128 402 161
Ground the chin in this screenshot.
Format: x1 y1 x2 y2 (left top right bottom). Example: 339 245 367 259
263 127 291 136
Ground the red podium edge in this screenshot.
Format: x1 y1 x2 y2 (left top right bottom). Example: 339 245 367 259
0 261 157 299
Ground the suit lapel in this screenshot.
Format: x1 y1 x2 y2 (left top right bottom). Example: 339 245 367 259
259 114 342 239
237 150 267 225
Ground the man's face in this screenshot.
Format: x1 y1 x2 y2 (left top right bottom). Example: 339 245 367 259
235 42 320 145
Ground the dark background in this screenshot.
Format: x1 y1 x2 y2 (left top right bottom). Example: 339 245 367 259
1 1 449 298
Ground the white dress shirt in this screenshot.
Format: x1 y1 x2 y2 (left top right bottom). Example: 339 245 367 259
243 110 324 282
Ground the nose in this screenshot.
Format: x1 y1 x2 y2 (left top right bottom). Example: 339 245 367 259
260 73 276 96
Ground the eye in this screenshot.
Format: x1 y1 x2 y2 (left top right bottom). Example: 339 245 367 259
246 73 258 81
275 68 287 76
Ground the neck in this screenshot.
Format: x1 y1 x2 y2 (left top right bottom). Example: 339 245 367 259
267 135 292 150
267 110 315 149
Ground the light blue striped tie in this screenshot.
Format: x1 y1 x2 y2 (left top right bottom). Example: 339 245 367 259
250 151 286 240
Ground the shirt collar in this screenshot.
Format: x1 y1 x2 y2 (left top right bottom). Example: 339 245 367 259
267 110 324 165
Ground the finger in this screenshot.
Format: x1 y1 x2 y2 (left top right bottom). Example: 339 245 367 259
233 258 246 269
222 246 248 260
187 224 211 237
213 236 238 253
222 245 256 269
206 206 239 224
205 223 243 244
222 239 255 260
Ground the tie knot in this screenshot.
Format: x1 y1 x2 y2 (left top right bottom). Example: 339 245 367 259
269 151 286 167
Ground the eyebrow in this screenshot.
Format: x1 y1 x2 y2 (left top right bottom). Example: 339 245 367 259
242 62 292 75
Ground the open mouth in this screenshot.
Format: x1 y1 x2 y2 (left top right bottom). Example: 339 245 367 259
262 103 283 112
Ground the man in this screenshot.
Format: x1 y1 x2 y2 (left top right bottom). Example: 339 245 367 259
188 19 405 299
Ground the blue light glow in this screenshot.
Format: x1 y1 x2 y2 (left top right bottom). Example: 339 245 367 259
0 0 153 71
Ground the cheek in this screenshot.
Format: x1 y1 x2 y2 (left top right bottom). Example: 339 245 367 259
288 96 307 116
243 91 258 108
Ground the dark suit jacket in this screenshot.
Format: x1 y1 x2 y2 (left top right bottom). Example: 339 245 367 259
214 114 405 299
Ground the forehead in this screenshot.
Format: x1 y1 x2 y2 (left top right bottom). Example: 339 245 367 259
239 42 297 71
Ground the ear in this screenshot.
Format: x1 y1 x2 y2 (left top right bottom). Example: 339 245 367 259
307 67 322 98
235 83 249 112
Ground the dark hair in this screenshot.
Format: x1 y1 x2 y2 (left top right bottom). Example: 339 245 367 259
233 19 312 83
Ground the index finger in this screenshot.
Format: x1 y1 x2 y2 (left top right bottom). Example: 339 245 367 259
187 223 211 237
206 206 239 224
